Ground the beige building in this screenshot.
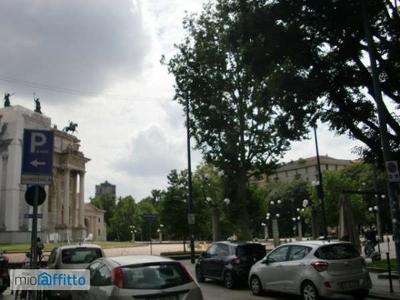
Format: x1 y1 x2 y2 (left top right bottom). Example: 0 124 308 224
84 203 106 241
255 155 354 188
271 155 354 182
0 104 106 243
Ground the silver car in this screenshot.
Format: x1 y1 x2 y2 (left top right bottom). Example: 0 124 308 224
248 240 372 300
46 243 105 299
71 255 204 300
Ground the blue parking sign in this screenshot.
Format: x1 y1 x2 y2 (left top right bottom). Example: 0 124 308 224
21 129 54 185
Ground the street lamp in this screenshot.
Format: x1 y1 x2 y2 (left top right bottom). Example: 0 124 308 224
157 224 164 243
130 225 135 242
269 200 281 246
311 117 328 239
185 93 195 264
202 171 230 242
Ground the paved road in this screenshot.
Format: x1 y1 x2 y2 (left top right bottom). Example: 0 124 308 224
3 240 399 300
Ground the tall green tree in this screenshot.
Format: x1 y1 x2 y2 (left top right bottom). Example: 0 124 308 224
109 196 139 241
158 169 211 241
164 1 311 239
90 193 116 227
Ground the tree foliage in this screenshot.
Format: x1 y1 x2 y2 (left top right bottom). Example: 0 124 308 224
164 1 312 239
229 0 400 163
109 196 139 241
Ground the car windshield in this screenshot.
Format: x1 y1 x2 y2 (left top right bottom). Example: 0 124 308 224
61 248 103 264
121 262 193 290
314 243 360 260
236 244 266 261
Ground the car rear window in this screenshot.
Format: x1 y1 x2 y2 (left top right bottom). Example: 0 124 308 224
62 247 103 264
314 243 360 260
121 262 193 290
236 244 266 261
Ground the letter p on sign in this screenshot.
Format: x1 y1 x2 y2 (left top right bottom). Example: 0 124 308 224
30 132 46 153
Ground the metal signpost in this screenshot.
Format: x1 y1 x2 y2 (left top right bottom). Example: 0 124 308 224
143 214 157 255
21 129 53 300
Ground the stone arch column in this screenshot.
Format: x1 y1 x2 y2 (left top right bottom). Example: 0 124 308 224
0 153 7 230
63 168 70 226
79 172 85 228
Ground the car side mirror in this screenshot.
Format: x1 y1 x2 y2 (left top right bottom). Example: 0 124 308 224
201 252 208 258
264 256 274 264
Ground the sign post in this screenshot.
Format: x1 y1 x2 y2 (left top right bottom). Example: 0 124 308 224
386 161 400 182
143 214 157 255
21 129 53 290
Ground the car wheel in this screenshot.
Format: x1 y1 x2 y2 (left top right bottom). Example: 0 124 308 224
301 281 319 300
250 275 264 296
223 271 235 289
351 289 369 299
195 266 205 283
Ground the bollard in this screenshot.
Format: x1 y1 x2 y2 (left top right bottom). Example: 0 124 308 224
386 252 394 293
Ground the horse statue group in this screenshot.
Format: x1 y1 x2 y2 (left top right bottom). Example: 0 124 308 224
63 121 78 134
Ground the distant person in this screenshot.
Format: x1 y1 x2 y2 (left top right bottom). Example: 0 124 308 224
36 237 44 264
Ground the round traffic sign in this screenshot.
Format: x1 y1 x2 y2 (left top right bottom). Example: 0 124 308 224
25 185 46 206
387 161 398 173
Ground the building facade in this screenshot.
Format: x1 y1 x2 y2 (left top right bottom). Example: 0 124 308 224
95 180 116 198
274 155 354 182
0 105 105 243
255 155 354 188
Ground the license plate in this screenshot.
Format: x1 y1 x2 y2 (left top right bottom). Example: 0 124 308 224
341 281 359 289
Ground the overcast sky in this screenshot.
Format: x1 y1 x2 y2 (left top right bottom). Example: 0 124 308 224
0 0 363 202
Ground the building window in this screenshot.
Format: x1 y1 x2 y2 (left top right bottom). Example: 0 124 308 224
325 164 329 170
98 229 100 236
98 217 101 222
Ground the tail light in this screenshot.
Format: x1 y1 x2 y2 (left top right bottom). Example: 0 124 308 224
311 261 329 272
111 267 123 288
231 256 241 265
178 262 194 282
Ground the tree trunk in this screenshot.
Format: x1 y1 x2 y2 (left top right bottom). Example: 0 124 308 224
237 168 251 240
212 206 221 242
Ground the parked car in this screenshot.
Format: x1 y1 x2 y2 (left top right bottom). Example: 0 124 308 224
70 255 203 300
46 243 106 300
248 240 372 300
195 241 266 289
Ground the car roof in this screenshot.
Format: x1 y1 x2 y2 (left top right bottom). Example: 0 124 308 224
276 240 349 248
102 255 175 266
215 241 264 246
57 244 103 250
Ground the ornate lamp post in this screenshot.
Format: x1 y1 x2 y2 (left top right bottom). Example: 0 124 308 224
202 171 230 242
269 200 281 247
129 225 136 242
157 224 164 243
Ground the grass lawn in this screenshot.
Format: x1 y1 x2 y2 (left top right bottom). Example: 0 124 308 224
367 258 398 270
0 241 142 252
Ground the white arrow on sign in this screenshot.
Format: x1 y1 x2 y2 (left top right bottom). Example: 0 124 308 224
30 159 46 168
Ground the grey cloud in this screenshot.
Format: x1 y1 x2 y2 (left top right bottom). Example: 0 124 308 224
0 0 151 104
113 124 186 177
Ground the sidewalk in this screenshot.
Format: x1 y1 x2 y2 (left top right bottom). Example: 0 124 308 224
2 240 400 299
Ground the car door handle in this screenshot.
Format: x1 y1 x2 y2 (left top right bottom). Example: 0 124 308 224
276 264 283 268
298 263 306 267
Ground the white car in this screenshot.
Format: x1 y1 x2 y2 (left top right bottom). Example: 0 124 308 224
71 255 204 300
248 240 372 300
